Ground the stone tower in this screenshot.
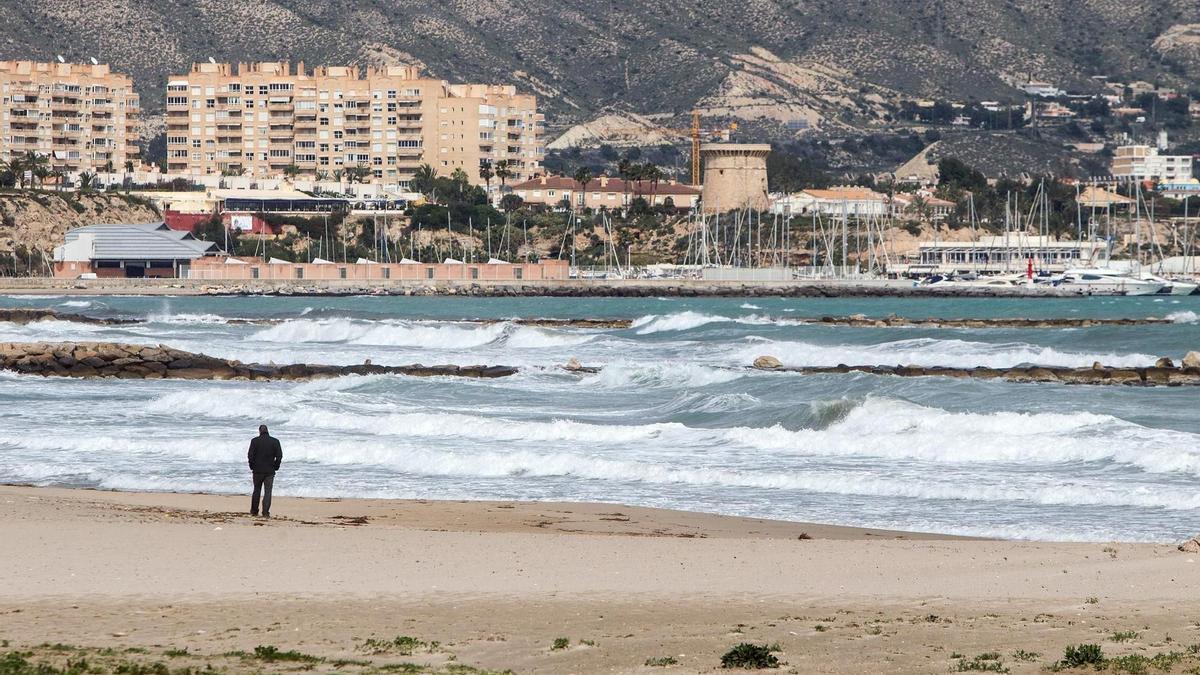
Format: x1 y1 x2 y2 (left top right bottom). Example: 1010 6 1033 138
699 144 771 213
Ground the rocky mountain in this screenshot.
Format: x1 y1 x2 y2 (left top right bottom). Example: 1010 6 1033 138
2 0 1196 143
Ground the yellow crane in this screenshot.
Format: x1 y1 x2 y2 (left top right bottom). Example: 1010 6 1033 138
594 111 737 187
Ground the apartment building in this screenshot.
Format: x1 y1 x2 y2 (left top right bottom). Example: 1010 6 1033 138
0 60 140 174
1111 145 1194 182
165 62 542 189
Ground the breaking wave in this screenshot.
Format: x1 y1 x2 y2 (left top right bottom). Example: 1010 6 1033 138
1168 310 1199 324
737 337 1157 369
249 318 510 349
632 311 795 334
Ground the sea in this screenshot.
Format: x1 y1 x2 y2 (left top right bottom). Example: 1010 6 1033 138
1 293 1199 543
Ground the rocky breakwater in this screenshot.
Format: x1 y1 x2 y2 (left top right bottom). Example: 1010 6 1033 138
807 314 1175 329
751 354 1200 387
0 342 517 381
0 308 138 326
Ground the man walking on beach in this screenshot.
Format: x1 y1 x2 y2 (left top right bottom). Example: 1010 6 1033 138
248 425 282 518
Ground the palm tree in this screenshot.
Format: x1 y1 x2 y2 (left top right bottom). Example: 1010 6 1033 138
573 166 593 211
50 169 65 192
411 164 437 196
78 171 96 192
283 164 301 181
348 164 372 184
479 163 494 195
642 163 662 205
23 152 49 189
617 158 633 209
494 160 512 188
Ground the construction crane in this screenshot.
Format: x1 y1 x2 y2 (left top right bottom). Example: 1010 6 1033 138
587 111 738 187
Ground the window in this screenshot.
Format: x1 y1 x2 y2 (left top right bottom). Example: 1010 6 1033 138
251 267 260 279
470 267 479 280
513 268 523 280
295 268 304 279
382 267 390 279
338 267 347 279
426 267 435 279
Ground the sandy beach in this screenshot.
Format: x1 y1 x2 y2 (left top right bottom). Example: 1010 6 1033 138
2 485 1198 673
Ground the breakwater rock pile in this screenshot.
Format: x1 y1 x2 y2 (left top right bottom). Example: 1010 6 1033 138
0 342 517 380
805 314 1175 329
751 354 1200 387
0 308 138 326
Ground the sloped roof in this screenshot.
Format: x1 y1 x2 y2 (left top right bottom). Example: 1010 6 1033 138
64 222 220 260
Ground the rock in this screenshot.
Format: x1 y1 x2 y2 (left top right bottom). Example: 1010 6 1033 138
0 341 520 382
1155 357 1175 369
1092 361 1104 370
1183 351 1200 369
1179 537 1200 553
753 355 783 370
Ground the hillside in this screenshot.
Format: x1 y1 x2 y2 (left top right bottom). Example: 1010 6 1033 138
2 0 1195 139
0 192 161 274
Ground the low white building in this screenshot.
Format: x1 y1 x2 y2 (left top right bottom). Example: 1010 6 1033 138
770 187 889 217
896 235 1107 275
1159 179 1200 201
1111 145 1194 182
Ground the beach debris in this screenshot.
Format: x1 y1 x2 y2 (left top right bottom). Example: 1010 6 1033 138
0 341 519 381
753 355 783 370
1178 537 1200 553
1184 351 1200 369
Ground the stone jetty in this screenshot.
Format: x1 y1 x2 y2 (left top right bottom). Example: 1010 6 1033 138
0 308 138 326
0 342 517 381
751 357 1200 387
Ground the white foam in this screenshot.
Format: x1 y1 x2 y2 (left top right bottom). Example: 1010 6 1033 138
1168 310 1199 324
59 300 92 308
248 318 509 349
147 312 231 324
738 336 1157 369
504 326 596 349
584 361 745 388
740 303 763 310
632 311 795 334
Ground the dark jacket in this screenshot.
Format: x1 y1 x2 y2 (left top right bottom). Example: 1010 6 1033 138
248 434 283 474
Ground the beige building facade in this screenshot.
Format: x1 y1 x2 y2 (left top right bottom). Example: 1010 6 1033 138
166 62 542 189
0 60 140 175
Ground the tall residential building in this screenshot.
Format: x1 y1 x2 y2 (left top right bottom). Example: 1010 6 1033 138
165 62 543 189
0 60 140 174
1111 144 1194 182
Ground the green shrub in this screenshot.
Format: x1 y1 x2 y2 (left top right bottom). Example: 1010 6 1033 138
720 643 779 669
645 656 678 667
1060 644 1104 668
551 638 570 651
360 636 428 656
251 645 320 663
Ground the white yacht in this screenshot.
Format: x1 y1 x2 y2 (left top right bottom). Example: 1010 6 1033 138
1138 272 1199 296
1052 268 1165 296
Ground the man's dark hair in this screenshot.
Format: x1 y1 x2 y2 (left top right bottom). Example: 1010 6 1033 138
259 424 268 434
